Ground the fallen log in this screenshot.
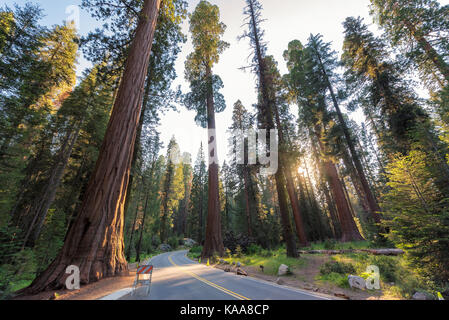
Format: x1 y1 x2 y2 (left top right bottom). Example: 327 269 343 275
298 249 404 256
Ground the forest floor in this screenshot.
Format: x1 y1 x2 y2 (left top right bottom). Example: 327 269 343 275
186 241 417 300
12 263 139 300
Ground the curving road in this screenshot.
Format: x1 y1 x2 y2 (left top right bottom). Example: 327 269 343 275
119 250 332 300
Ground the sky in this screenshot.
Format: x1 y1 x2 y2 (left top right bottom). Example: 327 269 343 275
3 0 447 164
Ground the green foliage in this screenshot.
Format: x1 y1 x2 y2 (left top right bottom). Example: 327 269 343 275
370 0 449 90
318 272 350 288
320 261 356 276
234 245 243 258
188 245 203 260
183 0 228 128
222 247 306 276
381 149 449 284
323 239 337 250
0 248 36 299
167 236 180 250
246 244 263 255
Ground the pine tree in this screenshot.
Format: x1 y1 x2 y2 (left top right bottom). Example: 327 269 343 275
188 144 208 244
284 39 364 242
241 0 298 257
382 150 449 283
370 0 449 90
342 17 449 194
12 66 115 248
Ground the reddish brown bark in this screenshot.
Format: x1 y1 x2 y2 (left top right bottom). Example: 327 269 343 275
323 161 364 242
314 126 363 242
274 170 298 257
242 166 253 237
402 19 449 83
274 108 309 247
22 0 161 294
202 65 225 258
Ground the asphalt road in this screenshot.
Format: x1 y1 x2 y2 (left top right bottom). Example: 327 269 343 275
119 250 332 300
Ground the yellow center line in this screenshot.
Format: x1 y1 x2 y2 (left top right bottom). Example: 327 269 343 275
168 254 251 301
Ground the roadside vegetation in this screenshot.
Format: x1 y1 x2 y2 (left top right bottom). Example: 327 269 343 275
189 240 446 300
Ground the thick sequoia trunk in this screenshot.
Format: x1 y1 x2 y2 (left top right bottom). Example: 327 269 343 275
242 166 253 237
273 102 308 247
198 185 204 244
314 127 363 242
323 160 364 242
275 109 308 246
322 181 341 239
274 171 298 257
22 0 161 294
123 77 152 220
202 66 225 258
282 162 309 247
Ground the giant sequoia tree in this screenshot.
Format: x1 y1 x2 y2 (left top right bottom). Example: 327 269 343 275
183 0 229 258
24 0 163 293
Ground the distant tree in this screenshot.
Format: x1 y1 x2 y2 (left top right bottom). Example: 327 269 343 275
188 144 208 243
159 137 185 243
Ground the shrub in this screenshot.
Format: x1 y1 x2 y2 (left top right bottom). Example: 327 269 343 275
188 246 203 259
235 245 243 258
367 256 398 283
167 236 179 250
323 239 337 250
319 272 350 288
247 244 263 255
320 261 356 276
223 231 256 254
260 249 273 258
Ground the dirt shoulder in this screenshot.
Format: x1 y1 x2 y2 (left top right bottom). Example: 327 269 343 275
12 263 138 301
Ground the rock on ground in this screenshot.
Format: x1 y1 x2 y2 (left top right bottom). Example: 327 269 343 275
236 268 248 276
278 264 289 276
412 292 431 300
183 238 197 247
348 275 366 290
158 244 172 252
